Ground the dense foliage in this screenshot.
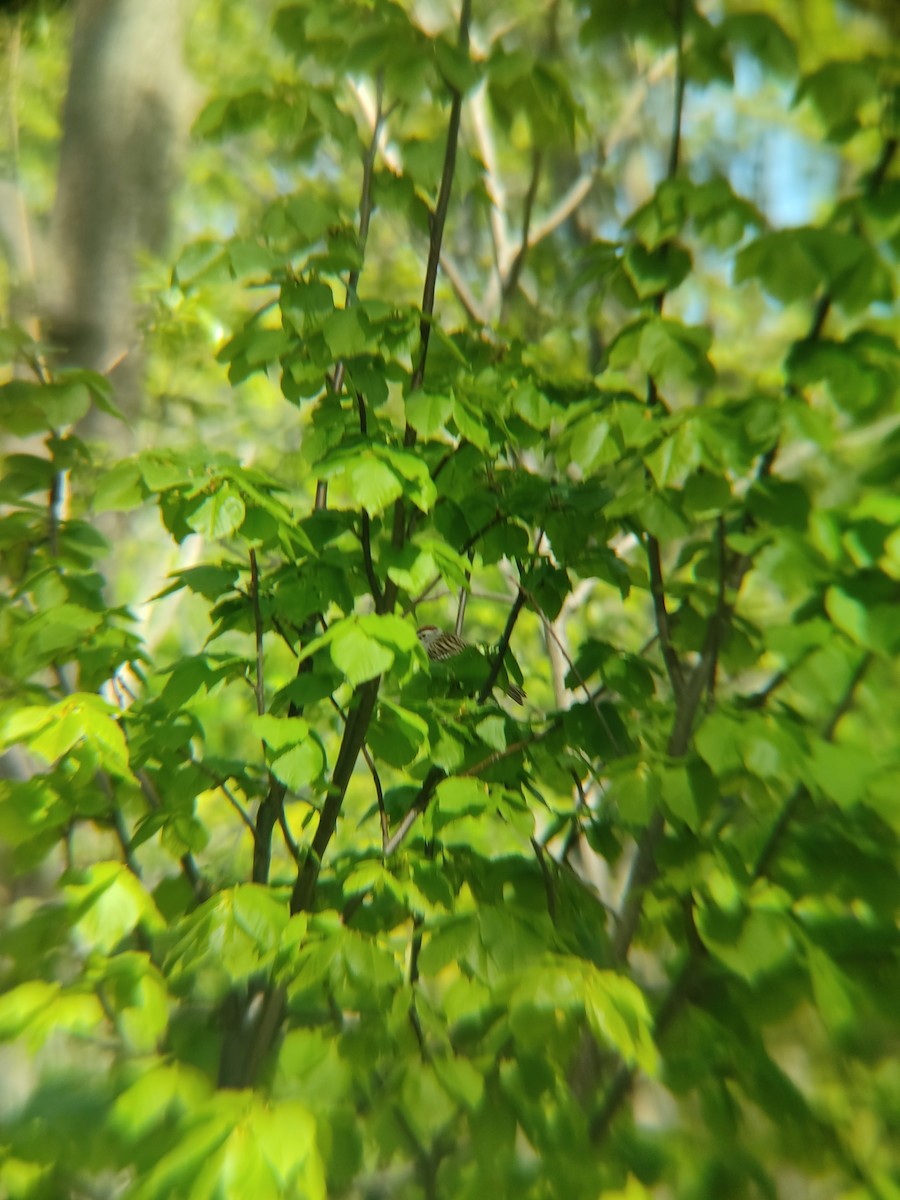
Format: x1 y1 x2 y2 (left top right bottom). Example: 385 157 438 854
1 0 899 1197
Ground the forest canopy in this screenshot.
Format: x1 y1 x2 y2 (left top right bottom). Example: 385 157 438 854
0 0 899 1197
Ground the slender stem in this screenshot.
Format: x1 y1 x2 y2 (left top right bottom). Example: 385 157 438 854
646 534 684 699
531 837 557 923
249 550 265 718
666 0 686 179
384 0 473 603
290 678 380 912
752 653 872 881
384 766 444 857
360 743 388 852
409 0 472 398
501 147 543 318
478 589 526 702
594 649 874 1142
313 80 387 514
278 807 302 865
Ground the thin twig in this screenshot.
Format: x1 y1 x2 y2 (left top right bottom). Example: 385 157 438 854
513 572 626 757
527 170 596 252
409 0 472 396
384 766 444 857
594 649 874 1142
408 511 505 611
501 147 543 316
362 743 389 852
278 807 302 865
249 549 265 718
666 0 686 179
646 534 684 699
439 251 487 324
705 517 728 705
479 589 526 702
752 652 872 881
531 837 557 923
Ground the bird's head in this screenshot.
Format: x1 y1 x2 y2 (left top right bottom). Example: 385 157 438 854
416 624 441 647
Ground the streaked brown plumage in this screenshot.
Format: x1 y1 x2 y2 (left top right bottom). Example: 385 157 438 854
416 625 526 704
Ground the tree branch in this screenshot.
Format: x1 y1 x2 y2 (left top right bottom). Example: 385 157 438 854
292 0 472 914
752 652 872 881
478 587 526 702
249 549 265 718
384 766 444 857
645 533 684 699
594 649 874 1141
500 146 542 317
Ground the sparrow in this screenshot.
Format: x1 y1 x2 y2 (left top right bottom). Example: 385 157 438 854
416 624 526 704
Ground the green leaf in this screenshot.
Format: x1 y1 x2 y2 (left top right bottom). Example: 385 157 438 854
99 952 170 1051
0 378 94 433
112 1061 213 1140
66 862 165 953
253 714 310 751
0 980 104 1049
512 381 560 431
825 584 900 656
509 957 657 1074
331 623 395 685
322 307 370 357
807 738 878 808
167 886 289 989
93 459 146 513
622 241 692 298
584 968 658 1075
405 390 453 438
434 1055 485 1112
736 228 892 311
1 694 134 780
795 59 881 140
131 1094 324 1200
805 943 858 1035
271 737 326 790
436 777 490 817
609 317 715 387
187 486 247 538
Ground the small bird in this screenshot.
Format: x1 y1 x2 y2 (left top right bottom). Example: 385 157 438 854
416 624 526 704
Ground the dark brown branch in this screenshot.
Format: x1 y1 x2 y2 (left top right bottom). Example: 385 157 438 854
478 587 526 702
646 534 684 699
360 511 382 604
249 548 289 887
531 837 557 923
241 3 473 1089
249 549 265 718
252 781 287 886
595 649 873 1140
290 677 381 912
409 0 472 395
360 742 388 851
666 0 686 179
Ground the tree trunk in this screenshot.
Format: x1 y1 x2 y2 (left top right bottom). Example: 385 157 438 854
45 0 189 431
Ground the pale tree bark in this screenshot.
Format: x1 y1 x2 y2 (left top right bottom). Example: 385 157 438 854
45 0 189 432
